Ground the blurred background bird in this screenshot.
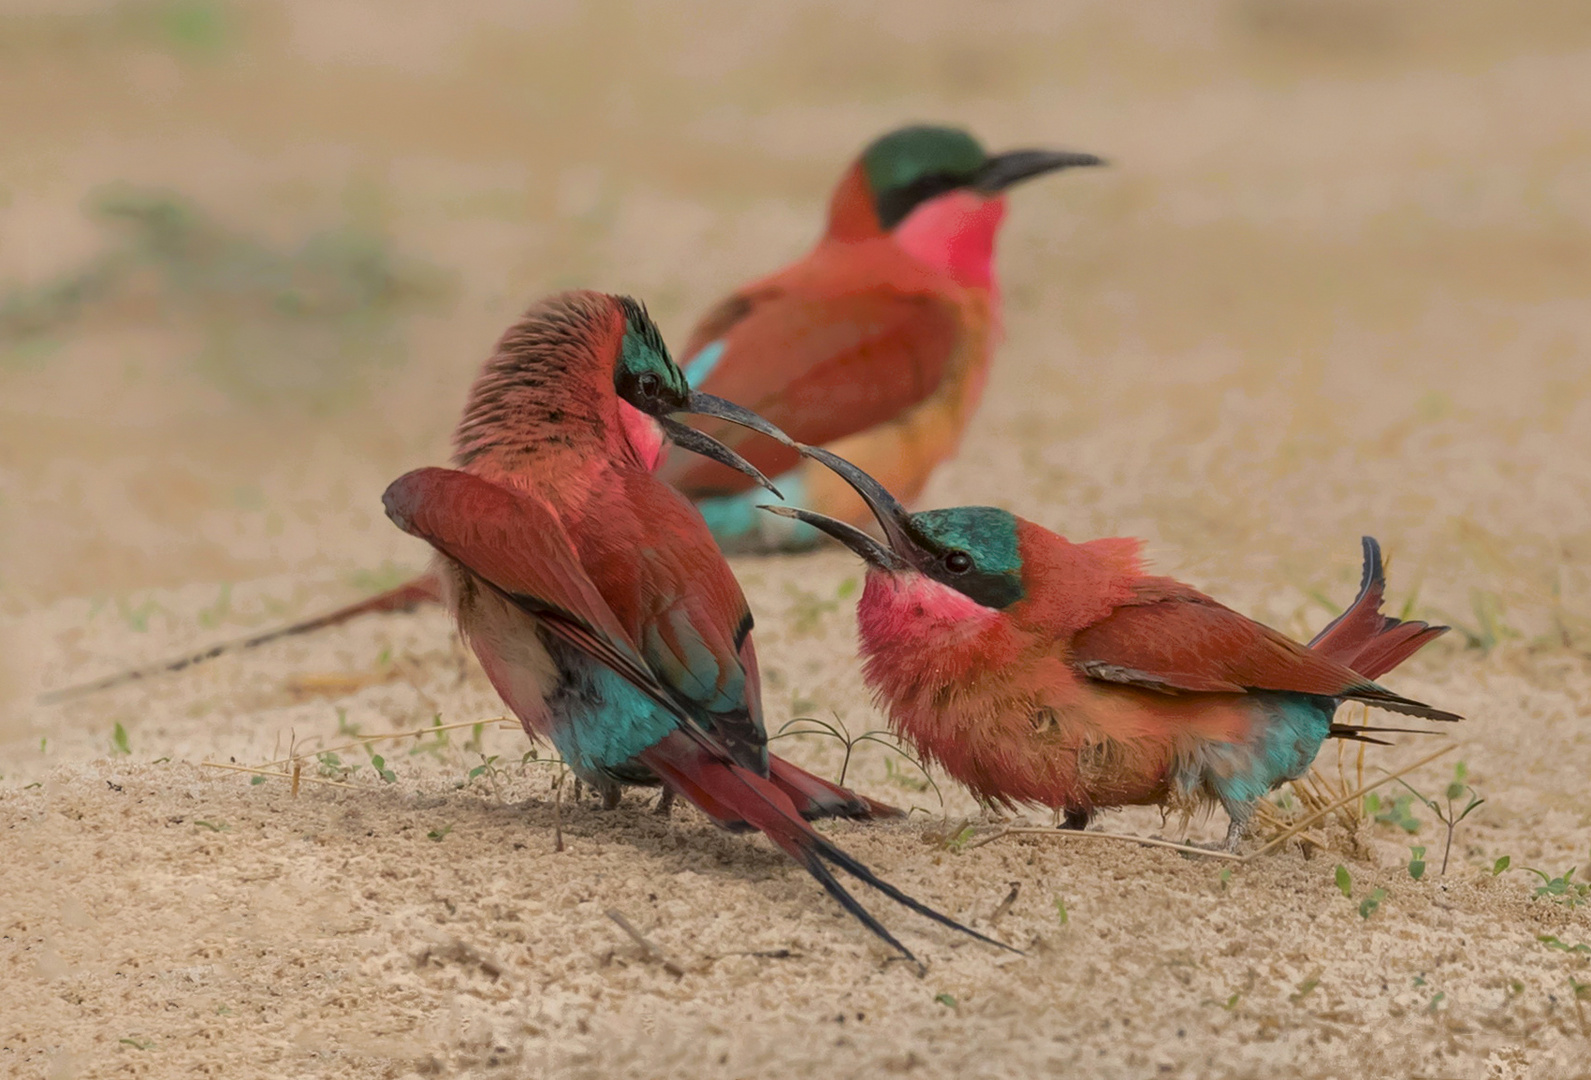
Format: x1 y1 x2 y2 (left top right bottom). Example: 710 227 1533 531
42 123 1102 702
768 446 1461 850
659 123 1103 553
381 290 1003 963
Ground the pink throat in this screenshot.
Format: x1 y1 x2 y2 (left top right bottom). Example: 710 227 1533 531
858 571 1000 654
617 400 667 471
891 190 1006 289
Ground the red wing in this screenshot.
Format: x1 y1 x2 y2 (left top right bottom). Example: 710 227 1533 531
383 468 669 706
569 473 769 770
662 284 965 496
1070 579 1383 699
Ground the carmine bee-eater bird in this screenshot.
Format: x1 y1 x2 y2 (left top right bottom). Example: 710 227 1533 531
378 291 1006 963
659 124 1103 553
41 124 1102 702
765 447 1462 851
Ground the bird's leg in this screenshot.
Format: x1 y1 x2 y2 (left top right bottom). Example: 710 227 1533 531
1219 808 1252 853
573 778 584 802
654 788 675 817
600 782 621 811
1061 808 1092 832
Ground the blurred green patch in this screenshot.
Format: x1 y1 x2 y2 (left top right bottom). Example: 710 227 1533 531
0 187 450 411
0 0 235 58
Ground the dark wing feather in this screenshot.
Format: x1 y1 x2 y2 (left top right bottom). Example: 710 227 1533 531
1071 579 1457 720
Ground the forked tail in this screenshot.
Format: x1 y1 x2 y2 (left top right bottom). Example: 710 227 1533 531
1310 537 1461 733
1310 537 1449 679
39 575 442 704
643 730 1011 969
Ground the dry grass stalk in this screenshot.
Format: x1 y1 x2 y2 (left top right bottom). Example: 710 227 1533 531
606 909 685 977
255 716 516 771
201 759 357 790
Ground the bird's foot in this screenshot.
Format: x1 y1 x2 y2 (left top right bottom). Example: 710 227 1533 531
653 788 675 818
601 785 621 812
1060 808 1092 832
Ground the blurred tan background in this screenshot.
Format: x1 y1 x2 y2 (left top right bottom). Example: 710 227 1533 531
4 0 1588 635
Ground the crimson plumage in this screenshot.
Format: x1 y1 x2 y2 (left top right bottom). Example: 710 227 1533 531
772 445 1461 849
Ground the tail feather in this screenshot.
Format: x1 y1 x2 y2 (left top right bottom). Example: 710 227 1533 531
39 575 442 704
767 755 905 821
1308 537 1460 723
1309 537 1449 680
642 731 1013 968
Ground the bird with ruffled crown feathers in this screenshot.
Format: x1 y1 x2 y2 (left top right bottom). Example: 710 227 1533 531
381 291 1011 963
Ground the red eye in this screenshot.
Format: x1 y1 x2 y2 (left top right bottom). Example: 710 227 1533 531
944 551 973 574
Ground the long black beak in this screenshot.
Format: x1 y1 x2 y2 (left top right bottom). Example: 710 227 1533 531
759 505 906 570
664 391 797 498
760 444 924 569
974 149 1105 193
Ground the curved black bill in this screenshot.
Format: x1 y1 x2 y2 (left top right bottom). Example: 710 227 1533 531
758 505 906 570
975 149 1105 193
658 417 782 497
792 444 920 562
679 391 797 448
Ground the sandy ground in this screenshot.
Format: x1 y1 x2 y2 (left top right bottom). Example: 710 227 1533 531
4 2 1591 1077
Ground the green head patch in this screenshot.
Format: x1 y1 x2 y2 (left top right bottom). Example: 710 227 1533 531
614 296 689 413
861 125 989 230
906 506 1025 609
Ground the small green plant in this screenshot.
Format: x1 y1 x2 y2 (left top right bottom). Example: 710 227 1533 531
1218 867 1233 890
427 825 453 842
1359 887 1387 920
1524 866 1589 908
111 722 131 756
941 822 977 852
335 707 361 739
316 751 357 778
1364 791 1421 834
368 753 396 784
119 1037 153 1051
1493 856 1512 876
771 713 941 807
1289 974 1320 1004
1334 864 1353 898
1538 934 1591 954
465 755 504 793
1427 990 1446 1014
409 715 450 757
1408 846 1427 881
1053 897 1069 925
193 820 228 832
1395 762 1484 875
934 992 957 1008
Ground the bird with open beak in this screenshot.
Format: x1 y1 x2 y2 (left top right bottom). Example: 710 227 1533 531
765 446 1462 851
382 292 1010 964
